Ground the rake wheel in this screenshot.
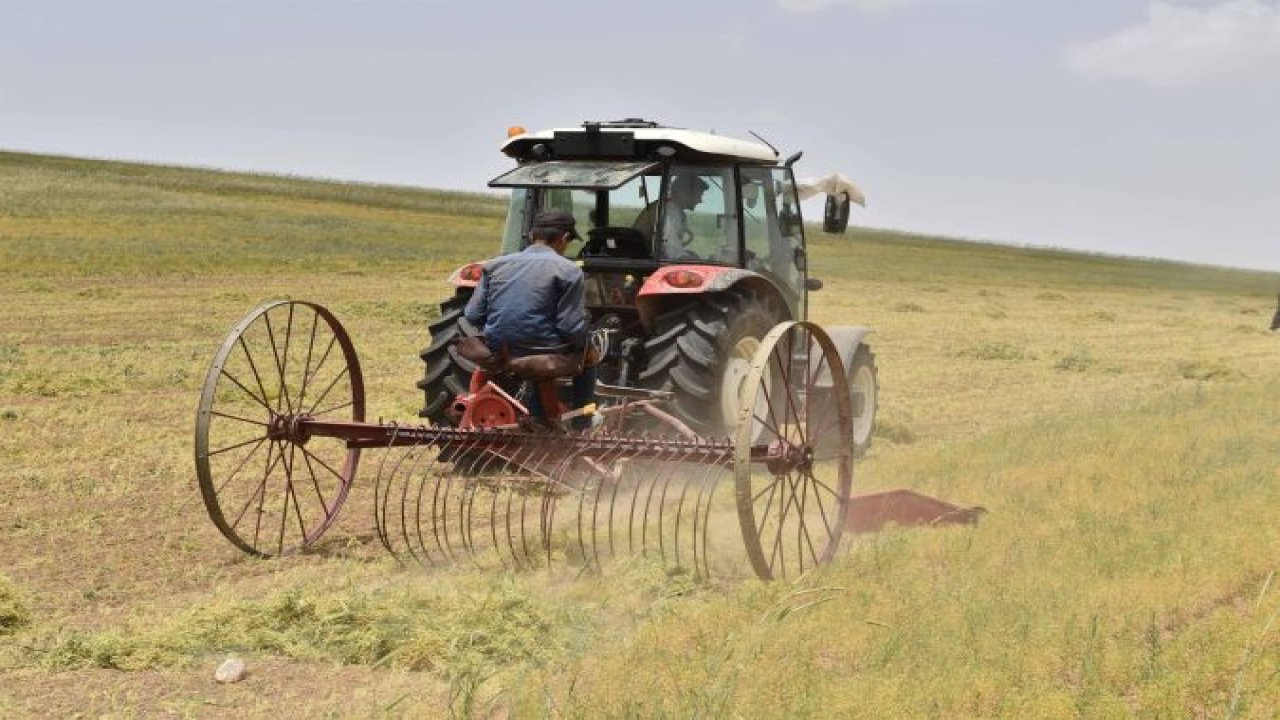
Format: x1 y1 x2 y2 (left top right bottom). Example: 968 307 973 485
734 321 853 580
195 300 365 557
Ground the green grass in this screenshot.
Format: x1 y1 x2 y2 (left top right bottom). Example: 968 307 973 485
1 151 1279 717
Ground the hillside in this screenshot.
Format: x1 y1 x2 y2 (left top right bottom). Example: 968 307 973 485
1 151 1278 718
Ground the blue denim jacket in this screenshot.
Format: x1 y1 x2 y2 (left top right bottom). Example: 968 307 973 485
464 244 587 354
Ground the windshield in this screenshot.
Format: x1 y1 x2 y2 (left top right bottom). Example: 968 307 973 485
489 160 659 190
495 163 742 267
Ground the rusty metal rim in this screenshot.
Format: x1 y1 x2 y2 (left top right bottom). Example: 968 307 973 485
194 300 366 557
733 321 854 581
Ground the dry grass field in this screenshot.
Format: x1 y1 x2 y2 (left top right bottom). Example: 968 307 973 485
1 150 1278 718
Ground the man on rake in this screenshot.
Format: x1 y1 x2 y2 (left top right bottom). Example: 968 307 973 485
463 209 598 429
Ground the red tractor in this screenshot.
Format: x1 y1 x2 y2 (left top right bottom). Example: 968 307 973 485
418 119 878 451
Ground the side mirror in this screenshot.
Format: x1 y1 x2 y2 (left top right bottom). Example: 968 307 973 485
805 277 824 291
823 192 851 234
793 246 808 272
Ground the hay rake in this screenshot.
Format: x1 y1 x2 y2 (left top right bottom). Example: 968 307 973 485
195 300 857 580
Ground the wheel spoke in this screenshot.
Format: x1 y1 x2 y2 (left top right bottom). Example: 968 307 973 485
300 447 333 516
213 437 268 497
311 400 354 418
207 433 271 458
804 334 827 445
251 441 281 547
769 472 800 576
211 409 270 428
264 309 294 414
298 444 348 485
296 310 321 415
775 331 806 446
305 365 351 417
752 474 783 504
219 368 274 415
303 333 340 406
237 336 275 415
805 470 836 538
277 442 297 554
230 441 276 532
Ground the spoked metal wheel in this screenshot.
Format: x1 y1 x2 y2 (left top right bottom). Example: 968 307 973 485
734 321 853 580
195 301 365 557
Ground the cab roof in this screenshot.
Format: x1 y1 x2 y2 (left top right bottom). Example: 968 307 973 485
501 119 780 165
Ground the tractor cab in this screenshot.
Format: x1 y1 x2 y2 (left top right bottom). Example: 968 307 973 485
488 119 813 322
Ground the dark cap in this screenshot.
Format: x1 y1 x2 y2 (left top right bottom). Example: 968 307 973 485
530 209 580 240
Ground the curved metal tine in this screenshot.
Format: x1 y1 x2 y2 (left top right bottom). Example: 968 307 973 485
681 449 721 580
672 439 713 569
405 430 447 565
626 437 651 556
391 432 432 565
373 424 404 555
701 450 733 579
439 431 486 566
494 435 540 570
654 441 690 567
570 435 619 574
571 434 622 574
641 441 681 562
591 435 629 569
425 430 458 566
696 449 734 580
466 432 517 567
671 440 700 573
541 444 581 571
493 434 545 571
604 435 632 561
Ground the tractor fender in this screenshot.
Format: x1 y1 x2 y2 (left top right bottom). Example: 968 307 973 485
635 265 792 333
817 325 875 389
448 260 487 289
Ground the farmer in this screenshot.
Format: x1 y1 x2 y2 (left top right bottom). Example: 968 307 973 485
1272 293 1280 331
634 173 708 260
464 209 596 428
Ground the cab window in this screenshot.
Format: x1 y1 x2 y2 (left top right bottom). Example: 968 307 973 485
656 165 739 265
740 167 805 316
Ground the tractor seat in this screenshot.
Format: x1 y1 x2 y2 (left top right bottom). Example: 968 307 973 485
580 227 651 260
506 352 584 381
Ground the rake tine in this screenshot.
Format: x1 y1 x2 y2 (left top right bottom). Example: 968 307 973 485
372 423 402 554
593 435 628 567
382 430 423 563
399 432 437 565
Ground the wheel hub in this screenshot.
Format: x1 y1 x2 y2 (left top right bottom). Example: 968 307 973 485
764 440 813 475
267 413 313 445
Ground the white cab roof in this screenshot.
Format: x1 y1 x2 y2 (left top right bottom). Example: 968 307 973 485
502 126 779 163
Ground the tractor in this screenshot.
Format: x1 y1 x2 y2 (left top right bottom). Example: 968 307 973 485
194 119 985 577
417 119 877 451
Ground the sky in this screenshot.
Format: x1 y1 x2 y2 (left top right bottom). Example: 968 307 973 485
2 0 1277 271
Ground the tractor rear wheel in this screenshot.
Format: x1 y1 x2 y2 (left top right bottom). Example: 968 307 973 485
640 291 783 437
417 290 479 424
